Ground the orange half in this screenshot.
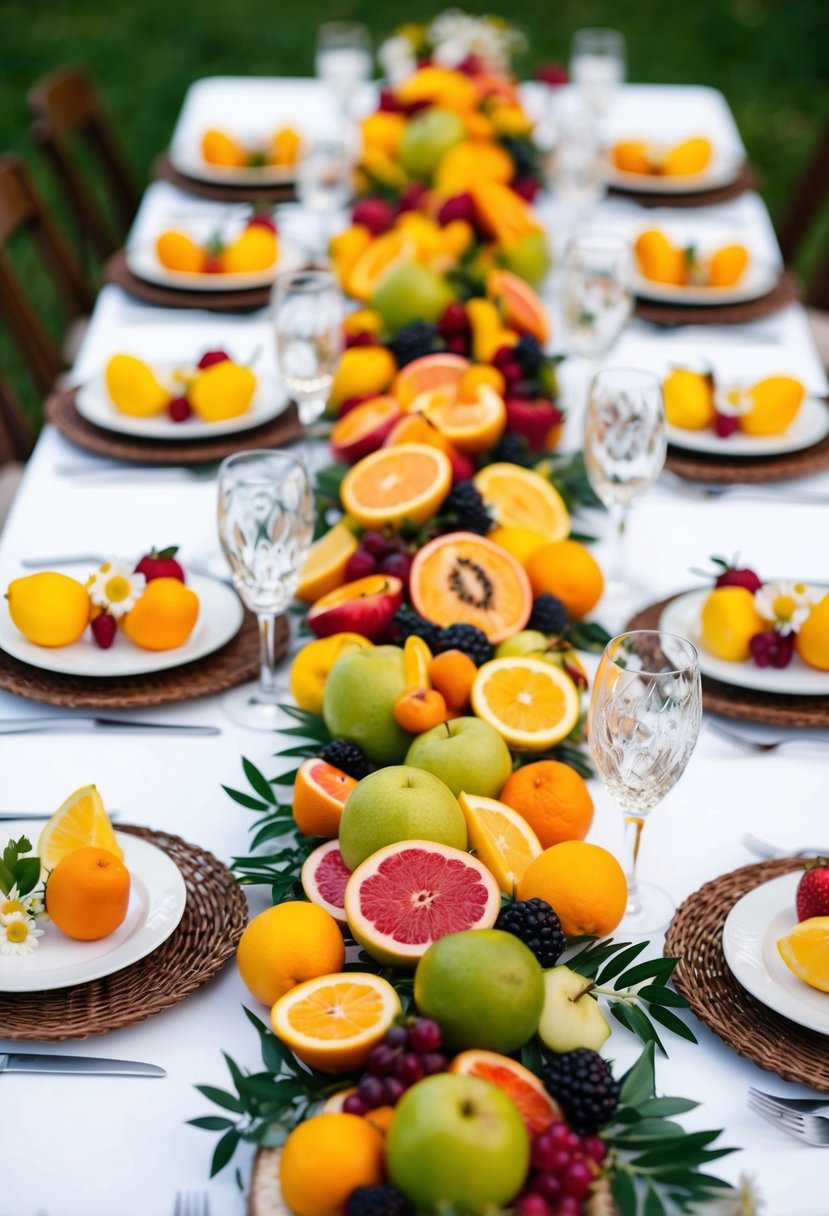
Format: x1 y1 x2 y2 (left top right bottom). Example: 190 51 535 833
474 463 569 542
392 353 470 407
340 443 452 528
450 1049 562 1134
296 522 359 604
292 758 357 838
270 972 403 1073
471 656 581 750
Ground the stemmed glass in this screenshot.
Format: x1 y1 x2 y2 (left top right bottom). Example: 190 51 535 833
559 232 633 369
295 140 352 259
588 630 702 934
272 269 344 427
583 367 666 602
315 22 372 120
545 95 606 220
569 28 626 119
217 451 315 730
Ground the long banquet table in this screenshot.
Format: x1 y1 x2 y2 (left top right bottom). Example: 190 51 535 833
1 79 827 1216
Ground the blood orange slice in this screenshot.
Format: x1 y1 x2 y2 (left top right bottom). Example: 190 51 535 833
292 758 357 838
450 1049 563 1134
301 839 353 925
344 840 501 967
409 531 532 643
393 353 470 407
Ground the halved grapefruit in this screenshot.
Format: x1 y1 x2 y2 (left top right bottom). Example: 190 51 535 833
474 463 569 542
301 839 353 924
409 531 532 643
344 840 501 967
450 1050 563 1134
292 758 357 838
392 353 470 407
340 444 452 529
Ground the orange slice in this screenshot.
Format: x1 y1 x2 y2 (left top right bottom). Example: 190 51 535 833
450 1049 563 1134
270 972 403 1073
415 384 507 454
347 231 415 302
292 758 357 838
487 270 550 343
296 522 359 604
403 634 433 689
458 792 542 894
474 463 569 542
471 656 581 750
392 353 470 408
340 443 452 529
777 918 829 993
38 785 122 870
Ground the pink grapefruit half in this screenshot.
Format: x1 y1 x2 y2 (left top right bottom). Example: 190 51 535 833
301 839 352 926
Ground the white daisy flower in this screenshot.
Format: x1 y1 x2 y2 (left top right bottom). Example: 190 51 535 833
714 383 753 418
0 883 43 920
86 560 146 619
0 912 44 956
755 580 817 635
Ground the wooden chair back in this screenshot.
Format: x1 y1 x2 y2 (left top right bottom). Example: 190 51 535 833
27 65 139 261
0 155 93 395
0 377 34 463
776 122 829 309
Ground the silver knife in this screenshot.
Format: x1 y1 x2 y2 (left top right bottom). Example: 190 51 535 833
0 1052 165 1077
0 810 120 821
0 717 220 736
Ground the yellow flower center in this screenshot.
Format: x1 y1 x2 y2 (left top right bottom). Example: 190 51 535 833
773 594 796 621
1 898 24 917
5 920 28 943
104 575 132 603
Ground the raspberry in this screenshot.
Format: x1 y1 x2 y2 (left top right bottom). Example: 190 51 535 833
714 411 740 437
505 399 563 451
397 181 430 212
438 302 471 337
168 395 192 423
512 177 541 202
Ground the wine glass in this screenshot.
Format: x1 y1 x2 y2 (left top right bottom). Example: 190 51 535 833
217 451 315 730
569 28 626 119
272 269 344 427
315 22 372 119
559 232 633 365
545 94 606 217
295 139 352 258
583 367 666 602
588 630 702 934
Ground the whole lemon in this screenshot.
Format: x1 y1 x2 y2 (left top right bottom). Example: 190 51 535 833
6 572 90 647
105 354 172 417
795 593 829 671
189 361 257 422
663 369 715 431
236 901 345 1006
122 578 199 651
700 586 764 662
738 376 805 437
221 226 278 274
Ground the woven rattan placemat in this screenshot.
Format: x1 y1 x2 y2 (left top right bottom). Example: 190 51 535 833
627 595 829 727
104 249 273 312
665 429 829 483
154 152 296 204
45 390 305 465
608 161 758 208
0 824 247 1040
634 269 799 326
665 856 829 1091
0 610 286 709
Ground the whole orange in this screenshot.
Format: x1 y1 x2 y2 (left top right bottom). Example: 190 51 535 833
525 540 604 620
279 1113 385 1216
517 841 627 936
236 901 345 1006
795 594 829 671
122 577 199 651
499 760 594 847
45 846 131 941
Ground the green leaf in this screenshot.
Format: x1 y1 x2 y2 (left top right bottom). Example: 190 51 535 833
210 1128 241 1176
619 1042 655 1106
631 1129 722 1166
243 1006 288 1074
520 1038 544 1077
188 1116 237 1131
272 769 300 786
650 1005 698 1043
13 856 40 896
222 786 271 812
644 1184 667 1216
597 940 648 983
196 1085 244 1113
617 957 678 988
222 1051 246 1092
242 758 278 805
637 1096 698 1118
611 1170 637 1216
239 1076 307 1101
636 984 689 1008
250 820 297 850
0 857 15 894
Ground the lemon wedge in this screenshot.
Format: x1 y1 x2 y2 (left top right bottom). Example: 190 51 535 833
38 784 121 871
777 917 829 993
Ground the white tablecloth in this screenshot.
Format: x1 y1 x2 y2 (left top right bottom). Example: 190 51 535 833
1 80 827 1216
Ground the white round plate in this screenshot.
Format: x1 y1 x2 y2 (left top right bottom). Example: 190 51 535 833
126 238 303 293
659 588 829 696
723 871 829 1036
665 395 829 457
633 260 778 306
606 153 743 195
0 571 243 678
0 826 187 993
75 367 288 441
169 143 295 187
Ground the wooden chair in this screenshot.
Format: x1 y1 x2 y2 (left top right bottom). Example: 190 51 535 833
0 155 93 396
0 377 33 533
776 122 829 310
27 65 140 261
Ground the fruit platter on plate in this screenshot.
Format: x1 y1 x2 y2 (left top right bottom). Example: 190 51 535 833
1 546 243 678
662 367 828 456
660 557 829 695
723 859 829 1037
632 227 776 306
169 124 302 187
0 785 185 993
608 135 743 194
75 349 289 441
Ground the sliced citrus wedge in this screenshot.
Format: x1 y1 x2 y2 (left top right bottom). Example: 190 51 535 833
419 384 507 454
292 758 357 839
340 443 452 529
38 785 121 871
471 656 581 750
458 792 542 894
450 1049 562 1134
403 634 433 689
270 972 402 1073
392 353 470 407
474 463 569 542
295 522 359 604
777 917 829 993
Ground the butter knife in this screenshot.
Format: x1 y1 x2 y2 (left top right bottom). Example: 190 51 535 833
0 1052 165 1077
0 718 220 736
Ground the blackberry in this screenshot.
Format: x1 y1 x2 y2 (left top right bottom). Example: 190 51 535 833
490 432 533 468
345 1186 412 1216
495 898 567 968
515 334 544 375
445 480 492 535
529 593 569 635
436 623 493 666
391 322 439 367
541 1049 620 1135
392 605 442 650
319 739 373 781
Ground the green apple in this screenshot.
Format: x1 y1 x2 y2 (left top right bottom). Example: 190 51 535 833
322 645 411 765
405 716 512 799
399 107 466 179
387 1073 529 1212
495 629 550 659
414 928 544 1052
501 231 552 287
538 965 612 1053
371 263 455 333
338 765 466 870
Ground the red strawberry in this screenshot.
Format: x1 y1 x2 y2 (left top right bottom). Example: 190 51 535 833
197 350 231 369
352 197 397 236
505 398 564 451
712 557 762 594
796 860 829 921
438 302 471 337
168 395 192 423
91 612 117 649
247 212 277 233
135 546 185 583
437 192 476 227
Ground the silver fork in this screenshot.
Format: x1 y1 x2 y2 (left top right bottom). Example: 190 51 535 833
707 721 829 755
742 832 829 859
749 1087 829 1115
747 1093 829 1145
172 1193 210 1216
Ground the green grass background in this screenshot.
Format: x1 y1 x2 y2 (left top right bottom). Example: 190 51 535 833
1 0 827 425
